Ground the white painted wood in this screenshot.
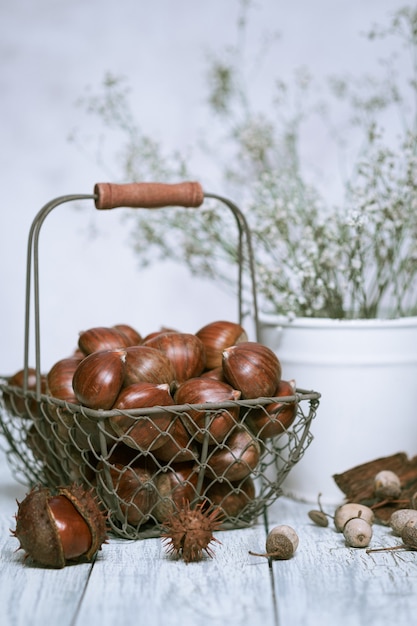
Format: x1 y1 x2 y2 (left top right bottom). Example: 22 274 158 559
0 515 92 626
1 446 417 626
77 523 276 626
265 497 417 626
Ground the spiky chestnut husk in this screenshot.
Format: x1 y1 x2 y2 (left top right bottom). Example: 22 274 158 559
12 484 108 568
161 501 223 563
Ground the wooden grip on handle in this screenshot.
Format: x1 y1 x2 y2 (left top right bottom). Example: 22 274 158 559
94 182 204 210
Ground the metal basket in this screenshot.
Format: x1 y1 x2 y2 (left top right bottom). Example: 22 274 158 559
0 182 320 539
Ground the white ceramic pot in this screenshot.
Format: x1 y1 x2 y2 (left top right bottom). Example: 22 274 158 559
259 313 417 503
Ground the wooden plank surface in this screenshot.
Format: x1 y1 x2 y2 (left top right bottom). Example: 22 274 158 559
1 448 417 626
77 524 276 626
265 497 417 626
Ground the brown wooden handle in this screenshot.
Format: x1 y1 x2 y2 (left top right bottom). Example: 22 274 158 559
94 182 204 210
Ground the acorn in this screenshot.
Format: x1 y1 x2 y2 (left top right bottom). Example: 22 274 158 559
12 484 108 569
249 524 299 560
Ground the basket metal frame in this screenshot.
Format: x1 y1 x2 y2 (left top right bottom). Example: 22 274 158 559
0 185 321 539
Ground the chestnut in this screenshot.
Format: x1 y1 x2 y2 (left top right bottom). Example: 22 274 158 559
245 379 298 439
123 345 175 387
153 462 200 521
195 320 248 369
152 417 198 463
110 382 174 451
4 367 47 419
47 356 83 403
200 366 227 382
174 377 241 444
222 341 282 399
144 332 206 384
72 348 126 410
13 484 107 568
206 427 261 481
78 326 131 355
204 476 256 518
103 460 159 526
112 323 142 346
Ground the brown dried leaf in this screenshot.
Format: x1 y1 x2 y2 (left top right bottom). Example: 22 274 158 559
333 452 417 524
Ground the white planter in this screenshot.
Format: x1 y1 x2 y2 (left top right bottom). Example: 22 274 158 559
259 313 417 503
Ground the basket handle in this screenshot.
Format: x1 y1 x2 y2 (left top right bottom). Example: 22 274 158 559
94 182 204 210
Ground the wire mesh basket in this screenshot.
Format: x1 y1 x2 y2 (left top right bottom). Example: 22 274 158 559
0 182 320 539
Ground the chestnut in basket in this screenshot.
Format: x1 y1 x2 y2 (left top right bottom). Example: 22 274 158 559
152 417 198 463
222 341 281 399
78 326 131 355
204 476 256 518
112 323 143 346
174 377 241 444
72 348 126 410
4 367 47 419
206 427 261 481
103 460 159 526
123 345 175 387
110 382 174 451
153 462 200 522
245 379 298 440
144 332 206 384
47 356 83 403
195 320 248 369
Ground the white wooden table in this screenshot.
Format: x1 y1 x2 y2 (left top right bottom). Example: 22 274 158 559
1 451 416 626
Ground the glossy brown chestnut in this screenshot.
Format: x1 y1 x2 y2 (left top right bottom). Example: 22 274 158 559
110 382 174 451
13 484 107 568
206 427 261 481
78 326 131 355
204 476 256 518
196 320 248 369
153 462 200 521
123 345 175 387
112 323 143 346
245 379 298 440
72 348 126 410
222 341 282 399
4 367 47 419
105 461 159 526
200 367 227 382
152 417 198 463
174 377 241 444
47 356 83 402
142 327 179 342
144 332 206 384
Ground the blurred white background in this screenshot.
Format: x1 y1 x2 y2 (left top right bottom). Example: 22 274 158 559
0 0 406 374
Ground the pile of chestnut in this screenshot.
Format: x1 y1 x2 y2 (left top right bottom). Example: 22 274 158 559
5 320 298 529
